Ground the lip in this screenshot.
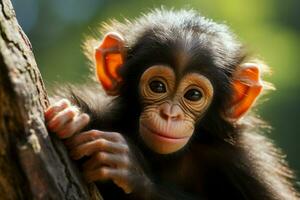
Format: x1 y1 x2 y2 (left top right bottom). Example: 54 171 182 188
141 123 189 141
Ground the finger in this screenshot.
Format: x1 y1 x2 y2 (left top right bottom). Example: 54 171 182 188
45 99 70 122
47 106 78 132
65 130 120 149
83 167 131 193
57 113 90 139
83 152 128 171
70 138 128 160
83 166 123 183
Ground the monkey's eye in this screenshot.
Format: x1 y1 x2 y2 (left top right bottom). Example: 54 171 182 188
184 89 203 101
149 80 166 93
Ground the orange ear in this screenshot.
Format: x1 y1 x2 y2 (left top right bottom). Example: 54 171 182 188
227 63 263 120
95 32 124 95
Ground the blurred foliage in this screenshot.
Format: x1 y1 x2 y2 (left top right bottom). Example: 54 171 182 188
12 0 300 182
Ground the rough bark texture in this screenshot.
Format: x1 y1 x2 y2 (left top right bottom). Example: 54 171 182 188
0 0 102 199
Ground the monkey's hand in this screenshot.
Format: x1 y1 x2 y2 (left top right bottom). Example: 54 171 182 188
64 130 151 194
44 99 90 138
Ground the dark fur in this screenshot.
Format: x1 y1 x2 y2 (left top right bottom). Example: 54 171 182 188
58 9 299 199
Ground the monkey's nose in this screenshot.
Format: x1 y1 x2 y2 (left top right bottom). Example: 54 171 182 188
159 103 184 121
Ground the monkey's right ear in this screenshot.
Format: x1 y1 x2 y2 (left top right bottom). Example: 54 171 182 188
95 32 125 96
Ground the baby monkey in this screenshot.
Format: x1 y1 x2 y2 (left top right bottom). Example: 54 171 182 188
45 9 299 200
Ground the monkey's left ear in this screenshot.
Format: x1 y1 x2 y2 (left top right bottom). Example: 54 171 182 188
95 32 125 96
227 63 263 120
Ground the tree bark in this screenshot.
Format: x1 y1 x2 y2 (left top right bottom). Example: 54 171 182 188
0 0 102 199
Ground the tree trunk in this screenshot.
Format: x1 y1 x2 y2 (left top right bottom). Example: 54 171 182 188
0 0 102 199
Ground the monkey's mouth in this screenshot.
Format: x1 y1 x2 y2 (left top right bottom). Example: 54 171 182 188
140 123 189 141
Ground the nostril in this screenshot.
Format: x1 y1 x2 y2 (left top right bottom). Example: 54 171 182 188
169 112 183 121
170 114 179 120
159 109 170 120
159 102 171 119
159 103 184 121
159 109 183 121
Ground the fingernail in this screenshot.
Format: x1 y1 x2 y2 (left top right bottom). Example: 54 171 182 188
83 114 90 122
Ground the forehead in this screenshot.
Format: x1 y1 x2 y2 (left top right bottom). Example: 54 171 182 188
138 31 218 78
126 26 242 89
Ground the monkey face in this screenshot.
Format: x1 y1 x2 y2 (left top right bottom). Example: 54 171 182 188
139 65 214 154
94 32 263 154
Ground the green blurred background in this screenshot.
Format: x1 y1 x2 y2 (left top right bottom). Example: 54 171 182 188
11 0 300 183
